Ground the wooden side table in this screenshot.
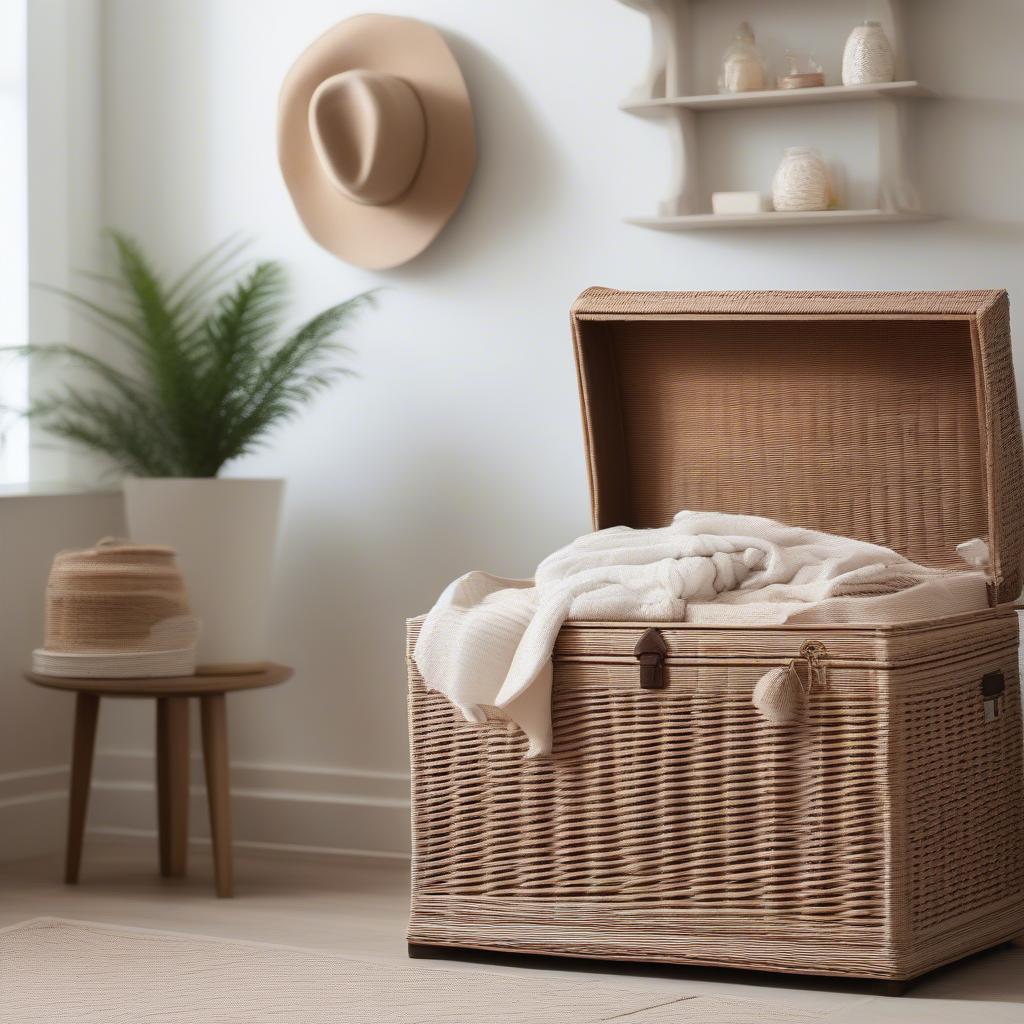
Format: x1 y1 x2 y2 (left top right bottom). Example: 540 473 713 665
25 665 293 897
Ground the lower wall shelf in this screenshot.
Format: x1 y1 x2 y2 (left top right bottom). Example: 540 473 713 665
627 209 935 230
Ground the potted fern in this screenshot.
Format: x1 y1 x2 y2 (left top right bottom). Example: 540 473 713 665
17 233 373 670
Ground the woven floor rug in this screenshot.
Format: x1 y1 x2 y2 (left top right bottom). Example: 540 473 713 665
0 918 835 1023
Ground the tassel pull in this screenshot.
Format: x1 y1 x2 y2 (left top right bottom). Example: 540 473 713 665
752 663 805 724
752 641 828 725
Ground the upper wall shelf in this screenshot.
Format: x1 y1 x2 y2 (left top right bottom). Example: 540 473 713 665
622 80 932 115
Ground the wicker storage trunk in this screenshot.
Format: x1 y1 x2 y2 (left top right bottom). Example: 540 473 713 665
407 290 1024 984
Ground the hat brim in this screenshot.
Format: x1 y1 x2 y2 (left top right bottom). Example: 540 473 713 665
278 14 476 271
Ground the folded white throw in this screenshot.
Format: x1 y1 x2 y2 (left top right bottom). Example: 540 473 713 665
414 511 989 756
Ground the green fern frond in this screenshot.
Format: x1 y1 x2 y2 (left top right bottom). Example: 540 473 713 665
7 232 373 477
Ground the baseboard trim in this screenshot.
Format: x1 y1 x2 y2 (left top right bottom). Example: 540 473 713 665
0 765 68 862
89 825 411 862
90 750 411 859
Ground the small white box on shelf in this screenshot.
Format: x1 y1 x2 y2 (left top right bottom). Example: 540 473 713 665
711 191 770 215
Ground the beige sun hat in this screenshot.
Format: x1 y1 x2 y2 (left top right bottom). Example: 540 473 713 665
32 539 201 679
278 14 476 271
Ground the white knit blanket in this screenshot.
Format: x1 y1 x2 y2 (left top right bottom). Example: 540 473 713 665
413 511 989 756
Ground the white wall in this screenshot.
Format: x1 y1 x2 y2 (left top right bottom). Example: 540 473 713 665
84 0 1024 857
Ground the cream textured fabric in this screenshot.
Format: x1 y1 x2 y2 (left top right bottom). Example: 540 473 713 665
414 511 988 755
0 918 831 1023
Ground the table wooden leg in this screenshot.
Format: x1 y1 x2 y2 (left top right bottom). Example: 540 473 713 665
156 703 169 875
65 692 100 884
200 693 233 897
155 696 190 878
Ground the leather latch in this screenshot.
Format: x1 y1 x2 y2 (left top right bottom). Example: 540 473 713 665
982 670 1006 722
634 628 668 690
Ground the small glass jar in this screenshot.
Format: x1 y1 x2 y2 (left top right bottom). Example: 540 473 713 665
718 22 767 94
777 50 825 90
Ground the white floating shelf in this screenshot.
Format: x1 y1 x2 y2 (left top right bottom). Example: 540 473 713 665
622 81 932 115
627 209 936 231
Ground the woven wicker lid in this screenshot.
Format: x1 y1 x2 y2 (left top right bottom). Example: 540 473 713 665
571 289 1023 605
43 538 200 654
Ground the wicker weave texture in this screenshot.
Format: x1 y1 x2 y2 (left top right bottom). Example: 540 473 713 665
571 290 1023 604
408 611 1019 666
548 611 1019 665
44 542 194 653
408 616 1024 980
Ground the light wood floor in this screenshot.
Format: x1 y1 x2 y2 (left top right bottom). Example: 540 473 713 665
3 837 1024 1023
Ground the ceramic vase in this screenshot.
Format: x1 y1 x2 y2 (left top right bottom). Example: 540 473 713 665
772 148 831 212
123 478 285 671
842 21 895 86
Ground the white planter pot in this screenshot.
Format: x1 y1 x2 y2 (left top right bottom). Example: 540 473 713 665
123 478 285 671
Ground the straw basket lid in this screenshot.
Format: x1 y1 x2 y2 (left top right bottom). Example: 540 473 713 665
570 289 1023 605
36 538 201 678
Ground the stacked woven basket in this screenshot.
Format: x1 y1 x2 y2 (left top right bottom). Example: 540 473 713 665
32 539 200 678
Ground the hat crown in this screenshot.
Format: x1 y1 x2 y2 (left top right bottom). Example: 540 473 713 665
308 69 426 207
